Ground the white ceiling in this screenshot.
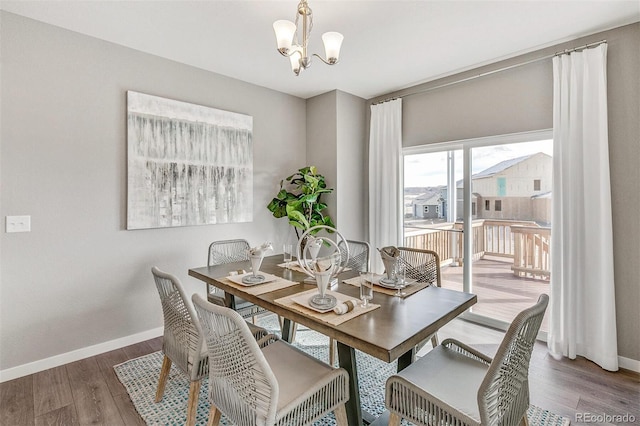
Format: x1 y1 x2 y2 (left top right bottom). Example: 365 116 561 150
2 0 639 100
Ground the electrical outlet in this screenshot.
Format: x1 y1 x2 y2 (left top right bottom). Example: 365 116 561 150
6 216 31 233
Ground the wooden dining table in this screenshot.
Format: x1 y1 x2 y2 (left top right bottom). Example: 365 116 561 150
189 255 477 425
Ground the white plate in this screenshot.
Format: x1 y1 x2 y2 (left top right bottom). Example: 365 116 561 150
226 272 278 287
374 276 417 289
291 292 340 313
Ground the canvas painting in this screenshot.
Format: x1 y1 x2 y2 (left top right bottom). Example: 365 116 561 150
127 91 253 229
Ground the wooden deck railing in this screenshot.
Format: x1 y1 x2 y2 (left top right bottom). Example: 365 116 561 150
404 219 551 280
510 225 550 279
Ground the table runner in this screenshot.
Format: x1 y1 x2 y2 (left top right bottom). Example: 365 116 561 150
274 289 379 326
342 275 431 298
218 276 300 296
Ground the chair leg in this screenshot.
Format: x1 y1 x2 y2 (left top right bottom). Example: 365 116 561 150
155 355 172 402
520 413 530 426
207 404 222 426
389 411 402 426
329 338 336 366
333 403 348 426
185 380 201 426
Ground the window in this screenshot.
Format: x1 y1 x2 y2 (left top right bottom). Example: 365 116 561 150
497 177 507 196
423 205 429 214
534 179 541 191
403 132 553 335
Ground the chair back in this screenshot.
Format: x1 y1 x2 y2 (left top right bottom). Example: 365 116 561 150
208 239 251 266
397 247 441 286
151 267 205 380
478 294 549 425
338 240 371 272
192 294 279 425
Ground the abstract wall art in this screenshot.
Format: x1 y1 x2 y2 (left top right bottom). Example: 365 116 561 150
127 91 253 230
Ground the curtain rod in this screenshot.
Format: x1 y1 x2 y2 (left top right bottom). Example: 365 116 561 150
372 39 607 105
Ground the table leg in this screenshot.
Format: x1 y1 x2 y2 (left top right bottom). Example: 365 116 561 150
397 347 415 372
281 318 295 343
337 342 363 426
224 292 237 310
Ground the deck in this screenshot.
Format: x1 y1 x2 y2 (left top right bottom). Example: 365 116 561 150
440 256 550 332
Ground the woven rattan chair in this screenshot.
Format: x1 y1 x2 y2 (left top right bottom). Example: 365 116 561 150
338 239 371 272
385 294 549 426
192 293 350 426
151 267 268 426
397 247 442 349
207 239 270 321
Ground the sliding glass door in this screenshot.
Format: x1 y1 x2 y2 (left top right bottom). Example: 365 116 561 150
403 131 552 332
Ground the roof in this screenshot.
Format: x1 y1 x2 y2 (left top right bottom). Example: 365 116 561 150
472 153 535 179
413 193 442 205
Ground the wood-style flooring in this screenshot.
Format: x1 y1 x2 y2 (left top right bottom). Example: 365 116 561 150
1 317 638 426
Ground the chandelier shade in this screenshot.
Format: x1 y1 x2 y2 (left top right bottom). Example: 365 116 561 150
321 32 344 64
273 20 297 54
272 0 343 75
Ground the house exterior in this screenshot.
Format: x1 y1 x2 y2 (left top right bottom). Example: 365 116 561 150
413 193 443 219
467 152 552 223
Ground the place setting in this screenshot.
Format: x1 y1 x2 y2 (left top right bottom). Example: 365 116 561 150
219 242 300 295
274 231 379 325
343 246 431 297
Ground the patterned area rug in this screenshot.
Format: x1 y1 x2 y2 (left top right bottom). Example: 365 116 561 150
114 316 570 426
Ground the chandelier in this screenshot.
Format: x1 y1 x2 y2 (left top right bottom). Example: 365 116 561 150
272 0 344 76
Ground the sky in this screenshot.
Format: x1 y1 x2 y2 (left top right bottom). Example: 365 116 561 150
404 139 553 188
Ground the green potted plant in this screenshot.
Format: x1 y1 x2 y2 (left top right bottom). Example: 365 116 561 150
267 166 335 238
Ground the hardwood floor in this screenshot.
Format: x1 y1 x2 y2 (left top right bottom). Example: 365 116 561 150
1 337 162 426
1 318 638 425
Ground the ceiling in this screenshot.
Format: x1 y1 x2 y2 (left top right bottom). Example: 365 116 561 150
2 1 639 100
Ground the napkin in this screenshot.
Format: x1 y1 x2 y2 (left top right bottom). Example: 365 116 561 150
248 242 273 257
333 299 358 315
229 269 246 276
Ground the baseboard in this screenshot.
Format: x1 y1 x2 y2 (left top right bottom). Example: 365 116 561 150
1 326 637 381
0 326 164 383
618 355 640 373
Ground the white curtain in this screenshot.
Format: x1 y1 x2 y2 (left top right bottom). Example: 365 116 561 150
369 99 402 273
548 44 618 371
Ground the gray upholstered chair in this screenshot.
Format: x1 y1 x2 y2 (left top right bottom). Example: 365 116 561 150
385 294 549 426
151 267 268 426
207 239 269 321
192 293 350 426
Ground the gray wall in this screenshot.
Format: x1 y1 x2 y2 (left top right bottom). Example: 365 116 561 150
369 23 640 362
336 91 367 241
0 12 306 371
307 91 338 228
307 90 367 241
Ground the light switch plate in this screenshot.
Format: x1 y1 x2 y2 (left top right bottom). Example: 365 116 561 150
6 215 31 233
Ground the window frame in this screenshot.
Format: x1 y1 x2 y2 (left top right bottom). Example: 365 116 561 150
402 129 553 335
